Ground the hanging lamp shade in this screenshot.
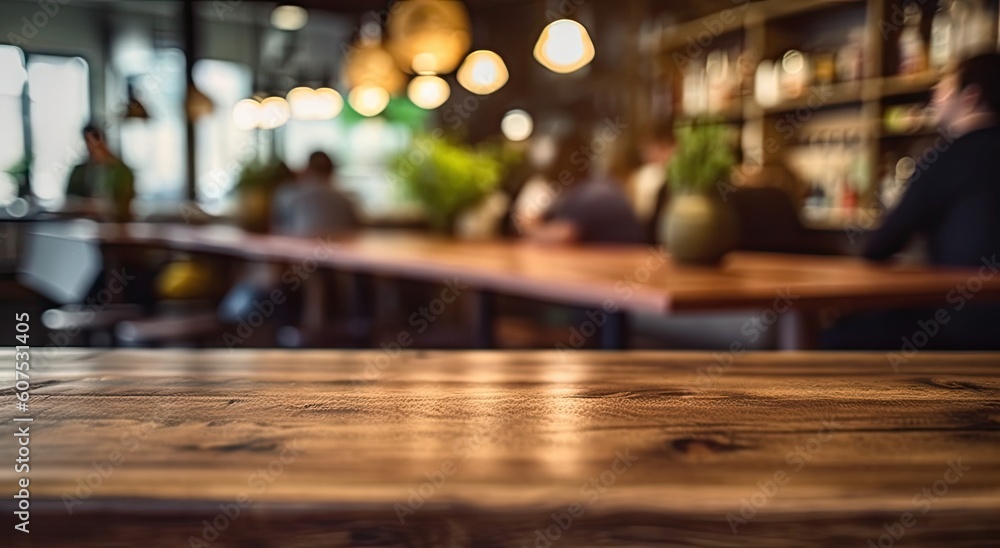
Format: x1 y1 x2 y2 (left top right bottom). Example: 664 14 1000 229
533 19 595 74
343 42 407 95
386 0 471 74
407 75 450 109
456 50 508 95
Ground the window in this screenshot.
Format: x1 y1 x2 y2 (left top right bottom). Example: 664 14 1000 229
120 49 186 202
192 59 253 208
28 55 91 204
0 47 90 207
0 46 26 206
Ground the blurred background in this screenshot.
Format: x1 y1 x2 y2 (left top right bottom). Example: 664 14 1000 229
2 0 998 350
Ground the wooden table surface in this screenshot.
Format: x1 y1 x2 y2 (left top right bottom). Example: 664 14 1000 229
42 222 1000 313
3 349 999 546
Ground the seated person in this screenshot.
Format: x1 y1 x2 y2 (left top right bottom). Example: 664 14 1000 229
65 124 135 222
824 53 1000 350
523 133 644 245
271 151 359 238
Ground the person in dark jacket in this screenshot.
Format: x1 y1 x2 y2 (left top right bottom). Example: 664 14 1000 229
824 53 1000 350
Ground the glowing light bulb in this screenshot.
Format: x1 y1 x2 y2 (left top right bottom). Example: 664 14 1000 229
501 109 533 142
407 76 450 110
533 19 595 74
232 98 261 130
258 96 291 129
349 85 390 117
271 5 308 31
457 50 508 95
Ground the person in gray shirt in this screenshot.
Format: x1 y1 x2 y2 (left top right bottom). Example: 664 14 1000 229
271 151 359 237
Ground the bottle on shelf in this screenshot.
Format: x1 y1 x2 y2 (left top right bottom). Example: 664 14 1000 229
898 1 928 76
930 0 954 71
836 30 865 82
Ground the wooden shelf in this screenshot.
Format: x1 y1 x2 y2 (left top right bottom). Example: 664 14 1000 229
761 81 866 116
878 72 939 98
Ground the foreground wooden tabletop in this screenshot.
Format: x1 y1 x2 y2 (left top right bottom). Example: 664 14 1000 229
2 350 999 547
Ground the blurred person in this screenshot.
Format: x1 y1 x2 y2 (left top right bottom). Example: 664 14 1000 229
625 122 676 243
271 151 359 238
824 53 1000 350
523 132 644 245
508 134 558 234
65 125 135 221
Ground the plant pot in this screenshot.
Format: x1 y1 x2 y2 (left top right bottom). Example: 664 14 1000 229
661 192 739 265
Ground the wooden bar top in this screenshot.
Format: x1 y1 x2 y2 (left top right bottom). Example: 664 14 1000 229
37 222 1000 313
2 349 999 546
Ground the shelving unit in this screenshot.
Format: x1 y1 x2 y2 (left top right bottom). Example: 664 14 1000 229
650 0 1000 231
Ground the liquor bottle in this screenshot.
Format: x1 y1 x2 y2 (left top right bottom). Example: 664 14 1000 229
930 0 954 70
898 2 928 75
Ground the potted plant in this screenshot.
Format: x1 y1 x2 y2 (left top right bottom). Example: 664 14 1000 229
661 121 739 265
233 161 291 233
4 154 31 199
390 134 506 235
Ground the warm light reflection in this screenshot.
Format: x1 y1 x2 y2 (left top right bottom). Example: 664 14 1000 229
349 85 390 117
501 109 533 142
258 96 291 129
270 5 308 31
232 98 261 130
457 50 508 95
407 75 450 110
533 19 595 74
287 87 344 121
387 0 471 74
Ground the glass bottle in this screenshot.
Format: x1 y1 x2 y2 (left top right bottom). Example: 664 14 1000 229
930 0 954 70
898 2 928 75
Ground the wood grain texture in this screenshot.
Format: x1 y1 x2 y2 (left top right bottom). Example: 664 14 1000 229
1 349 999 546
40 222 1000 313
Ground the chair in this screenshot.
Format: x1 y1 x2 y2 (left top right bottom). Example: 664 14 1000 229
729 187 845 255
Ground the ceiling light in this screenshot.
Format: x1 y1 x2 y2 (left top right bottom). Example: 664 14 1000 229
457 50 508 95
288 87 345 121
258 96 291 129
501 109 533 141
232 98 261 130
533 19 595 74
314 88 344 120
271 5 308 31
407 75 450 110
349 85 390 117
